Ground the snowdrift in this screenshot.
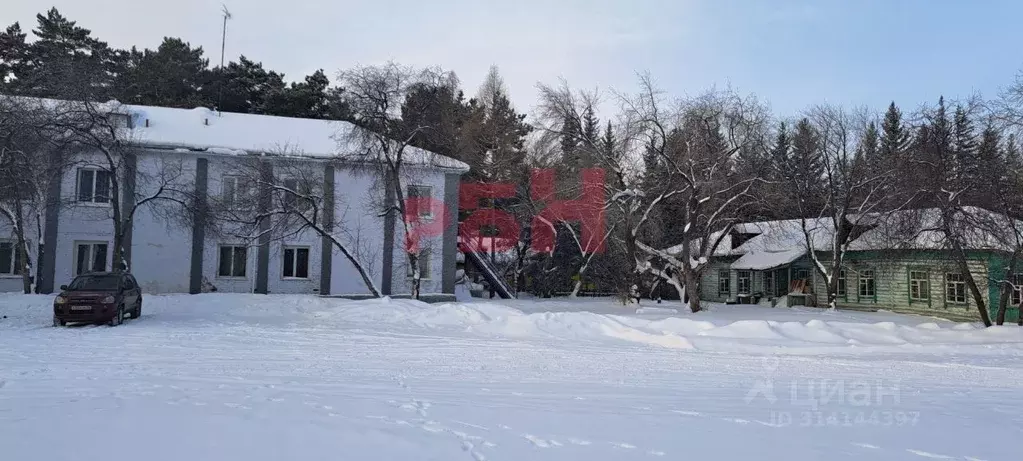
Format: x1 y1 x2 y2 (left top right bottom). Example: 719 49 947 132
3 293 1023 354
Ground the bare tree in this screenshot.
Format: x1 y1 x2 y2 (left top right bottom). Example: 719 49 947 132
206 153 382 296
626 79 771 312
788 105 903 309
0 97 78 293
334 62 462 299
910 97 995 326
56 100 194 273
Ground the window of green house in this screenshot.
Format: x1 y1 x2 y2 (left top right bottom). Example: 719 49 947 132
837 270 847 297
737 271 752 294
909 270 929 302
794 268 810 281
718 270 730 296
945 273 967 305
858 270 876 300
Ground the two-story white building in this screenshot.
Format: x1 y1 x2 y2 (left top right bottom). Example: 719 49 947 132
0 99 468 297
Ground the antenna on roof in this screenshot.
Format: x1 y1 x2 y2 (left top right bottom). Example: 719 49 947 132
217 5 233 115
220 5 232 69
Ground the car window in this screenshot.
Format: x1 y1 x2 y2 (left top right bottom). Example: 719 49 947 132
68 275 120 291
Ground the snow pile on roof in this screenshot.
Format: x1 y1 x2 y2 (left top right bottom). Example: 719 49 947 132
8 96 470 171
728 219 835 270
851 207 1022 252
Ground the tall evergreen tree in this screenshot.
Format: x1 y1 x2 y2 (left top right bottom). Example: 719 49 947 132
953 104 980 189
790 118 823 185
581 103 599 147
12 8 122 99
0 23 28 91
199 56 286 114
601 120 617 163
264 69 332 119
115 37 208 108
769 121 791 181
879 102 911 161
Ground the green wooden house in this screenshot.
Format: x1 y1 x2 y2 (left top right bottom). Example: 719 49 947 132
696 209 1022 322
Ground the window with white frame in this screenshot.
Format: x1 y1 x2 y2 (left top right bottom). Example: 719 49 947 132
218 245 248 278
77 168 111 203
222 176 251 208
718 270 731 296
909 270 929 301
407 250 431 279
282 178 313 211
837 269 847 297
737 270 751 294
282 246 310 279
74 242 108 276
406 185 433 219
858 269 875 299
946 273 967 304
0 240 25 276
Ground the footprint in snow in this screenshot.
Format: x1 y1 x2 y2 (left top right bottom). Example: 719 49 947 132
852 443 880 449
611 442 637 449
906 449 955 459
498 424 512 430
523 434 556 448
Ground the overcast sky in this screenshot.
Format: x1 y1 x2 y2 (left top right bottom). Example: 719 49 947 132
6 0 1023 118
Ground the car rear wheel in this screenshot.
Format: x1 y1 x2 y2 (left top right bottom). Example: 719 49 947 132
108 305 123 327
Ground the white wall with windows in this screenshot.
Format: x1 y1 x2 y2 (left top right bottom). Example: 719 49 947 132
387 167 448 296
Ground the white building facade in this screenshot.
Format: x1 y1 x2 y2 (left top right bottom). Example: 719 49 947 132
0 101 468 296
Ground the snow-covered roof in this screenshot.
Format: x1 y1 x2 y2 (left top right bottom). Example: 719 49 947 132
8 96 470 172
850 207 1022 252
659 208 1021 271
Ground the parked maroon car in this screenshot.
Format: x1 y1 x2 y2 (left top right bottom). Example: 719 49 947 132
53 272 142 327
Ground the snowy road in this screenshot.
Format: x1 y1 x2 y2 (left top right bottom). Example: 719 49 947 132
2 294 1022 460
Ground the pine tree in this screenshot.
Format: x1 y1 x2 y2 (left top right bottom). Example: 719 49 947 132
561 112 582 167
115 37 208 108
879 102 911 161
862 121 879 161
790 118 823 186
13 8 122 99
601 120 617 163
769 121 791 181
953 104 980 189
581 103 599 147
0 23 28 92
264 69 332 119
199 56 286 114
479 87 531 181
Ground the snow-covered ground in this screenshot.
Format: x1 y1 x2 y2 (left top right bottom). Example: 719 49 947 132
2 293 1023 460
